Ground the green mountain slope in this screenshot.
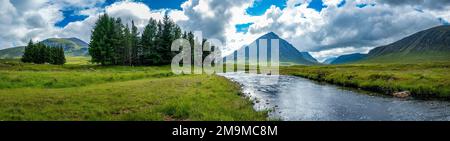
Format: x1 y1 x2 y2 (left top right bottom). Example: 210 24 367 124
364 25 450 63
322 57 337 64
0 46 25 59
331 53 367 64
40 38 89 56
227 32 319 65
0 38 89 59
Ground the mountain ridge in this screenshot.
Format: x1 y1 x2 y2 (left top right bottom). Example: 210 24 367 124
368 25 450 57
363 25 450 63
0 37 89 58
226 32 319 65
322 57 337 64
330 53 367 64
327 25 450 64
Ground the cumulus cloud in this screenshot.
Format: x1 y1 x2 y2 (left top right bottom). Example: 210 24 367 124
241 0 445 60
0 0 106 48
0 0 167 49
0 0 63 48
1 0 449 60
376 0 450 10
176 0 253 42
376 0 450 21
310 46 373 62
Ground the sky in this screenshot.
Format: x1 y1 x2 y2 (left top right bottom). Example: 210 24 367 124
1 0 449 61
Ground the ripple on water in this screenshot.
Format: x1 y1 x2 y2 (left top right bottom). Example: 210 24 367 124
218 72 450 121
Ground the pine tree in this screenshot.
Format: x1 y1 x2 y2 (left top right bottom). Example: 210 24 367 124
21 40 34 63
87 14 195 66
141 18 158 65
53 47 66 65
153 20 165 65
123 24 132 66
130 21 140 66
47 46 65 65
34 43 45 64
182 31 187 39
21 41 65 65
161 14 175 64
89 14 112 65
112 18 125 65
187 31 195 64
202 38 210 61
173 25 182 40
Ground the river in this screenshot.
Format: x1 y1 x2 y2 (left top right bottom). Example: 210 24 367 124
218 72 450 121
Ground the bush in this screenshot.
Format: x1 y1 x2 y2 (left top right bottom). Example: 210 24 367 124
21 40 65 65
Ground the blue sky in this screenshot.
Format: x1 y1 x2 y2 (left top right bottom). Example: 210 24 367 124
53 0 352 32
246 0 287 16
55 10 89 27
134 0 186 9
2 0 450 61
54 0 289 33
56 0 188 27
307 0 326 12
56 0 288 28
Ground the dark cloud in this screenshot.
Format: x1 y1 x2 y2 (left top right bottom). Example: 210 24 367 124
377 0 450 10
178 0 252 42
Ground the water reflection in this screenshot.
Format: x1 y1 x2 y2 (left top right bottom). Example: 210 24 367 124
219 72 450 121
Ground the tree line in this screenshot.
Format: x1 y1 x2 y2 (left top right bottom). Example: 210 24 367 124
89 14 209 66
21 40 66 65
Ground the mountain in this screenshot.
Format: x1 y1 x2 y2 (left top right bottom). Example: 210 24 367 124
0 46 25 59
330 53 367 64
300 52 318 63
0 37 89 58
226 32 318 65
322 57 337 64
65 38 89 48
40 38 89 56
365 25 450 63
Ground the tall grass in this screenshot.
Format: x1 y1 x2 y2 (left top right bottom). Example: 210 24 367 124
281 62 450 99
0 58 266 121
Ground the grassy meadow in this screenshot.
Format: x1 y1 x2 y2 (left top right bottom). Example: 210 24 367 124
2 55 449 121
281 62 450 99
0 57 266 121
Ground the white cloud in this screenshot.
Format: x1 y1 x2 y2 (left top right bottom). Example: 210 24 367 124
0 0 170 49
1 0 449 61
0 0 105 48
176 0 254 43
105 1 167 29
239 0 445 59
310 46 373 62
0 0 63 48
323 0 344 6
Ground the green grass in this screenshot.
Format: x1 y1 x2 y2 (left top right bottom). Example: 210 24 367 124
281 62 450 99
0 46 25 59
65 56 91 65
0 58 266 121
0 59 174 89
360 52 450 64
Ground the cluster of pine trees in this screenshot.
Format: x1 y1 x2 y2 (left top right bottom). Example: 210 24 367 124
89 14 205 66
21 40 66 65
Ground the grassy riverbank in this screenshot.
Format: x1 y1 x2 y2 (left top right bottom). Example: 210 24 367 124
0 58 266 121
281 62 450 99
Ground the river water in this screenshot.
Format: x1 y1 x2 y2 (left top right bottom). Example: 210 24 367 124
218 72 450 121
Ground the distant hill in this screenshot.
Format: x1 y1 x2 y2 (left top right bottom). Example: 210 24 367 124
300 52 318 63
226 32 318 65
0 37 89 59
40 38 89 56
0 46 25 59
330 53 367 64
322 57 337 64
365 25 450 63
